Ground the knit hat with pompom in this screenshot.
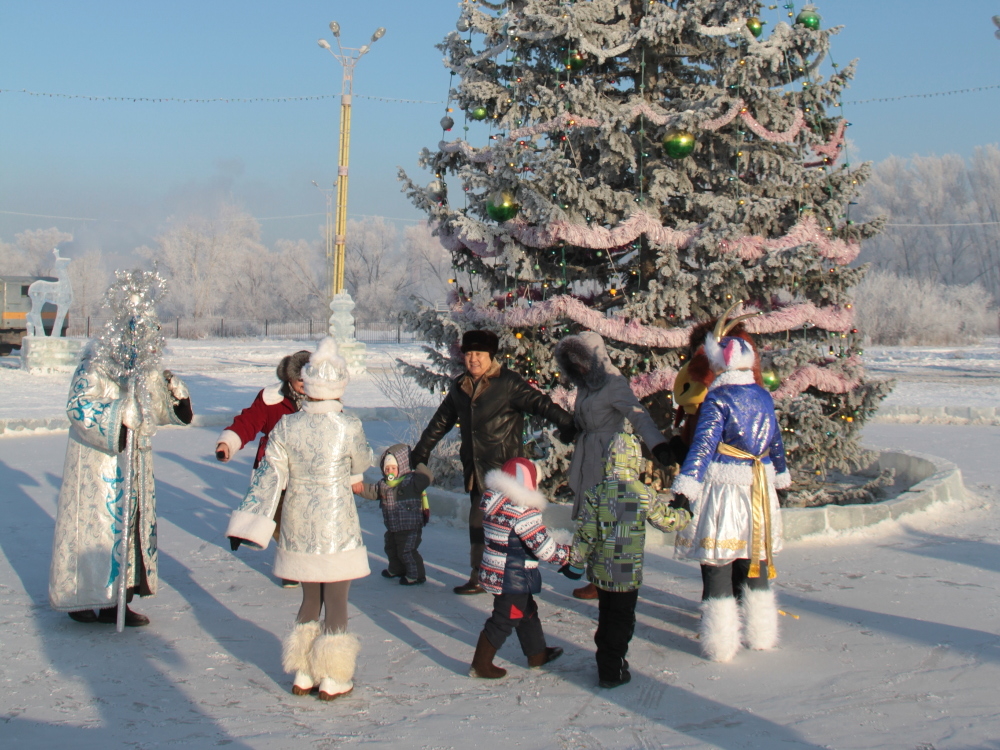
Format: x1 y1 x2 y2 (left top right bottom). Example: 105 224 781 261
301 337 349 400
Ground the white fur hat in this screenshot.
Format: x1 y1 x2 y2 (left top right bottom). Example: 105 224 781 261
301 337 349 400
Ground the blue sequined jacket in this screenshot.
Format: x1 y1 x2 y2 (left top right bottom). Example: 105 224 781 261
672 370 790 499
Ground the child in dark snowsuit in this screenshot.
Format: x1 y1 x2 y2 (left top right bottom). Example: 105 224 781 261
469 457 572 679
561 433 690 688
357 444 433 586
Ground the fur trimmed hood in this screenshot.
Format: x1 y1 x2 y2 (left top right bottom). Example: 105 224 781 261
484 468 548 510
554 331 621 389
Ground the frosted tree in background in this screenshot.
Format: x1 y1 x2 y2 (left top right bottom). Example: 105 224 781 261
401 0 891 496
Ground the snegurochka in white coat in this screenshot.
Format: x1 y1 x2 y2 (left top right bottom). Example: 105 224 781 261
225 336 373 702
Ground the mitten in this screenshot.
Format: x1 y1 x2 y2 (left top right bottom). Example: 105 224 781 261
647 498 692 533
121 396 142 430
228 537 242 551
163 370 189 400
559 564 584 580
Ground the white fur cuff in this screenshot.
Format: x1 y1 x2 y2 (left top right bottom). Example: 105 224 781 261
672 474 703 500
773 471 791 490
226 509 276 549
217 429 243 454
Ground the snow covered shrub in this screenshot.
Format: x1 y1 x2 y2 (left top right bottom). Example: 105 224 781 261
854 271 996 345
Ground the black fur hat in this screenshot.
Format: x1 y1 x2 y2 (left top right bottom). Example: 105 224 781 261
460 330 499 358
276 350 312 382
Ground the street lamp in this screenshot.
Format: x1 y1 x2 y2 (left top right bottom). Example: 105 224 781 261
316 21 384 368
316 21 386 297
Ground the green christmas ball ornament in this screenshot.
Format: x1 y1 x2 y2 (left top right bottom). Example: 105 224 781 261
761 369 781 392
796 8 821 30
470 106 488 121
565 51 585 71
662 129 696 159
486 190 519 222
746 17 764 38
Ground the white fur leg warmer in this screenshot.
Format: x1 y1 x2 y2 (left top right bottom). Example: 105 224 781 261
282 621 321 675
700 597 742 663
310 632 361 684
742 588 779 651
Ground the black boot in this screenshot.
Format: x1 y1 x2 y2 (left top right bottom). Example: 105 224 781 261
97 606 150 627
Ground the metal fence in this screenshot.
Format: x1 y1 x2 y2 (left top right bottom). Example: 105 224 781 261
65 317 422 344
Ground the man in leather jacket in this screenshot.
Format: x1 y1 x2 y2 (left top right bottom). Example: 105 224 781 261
411 330 576 594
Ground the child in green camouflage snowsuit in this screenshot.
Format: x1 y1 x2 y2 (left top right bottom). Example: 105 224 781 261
561 432 689 688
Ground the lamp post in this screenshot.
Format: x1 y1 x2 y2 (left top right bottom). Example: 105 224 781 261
317 22 385 371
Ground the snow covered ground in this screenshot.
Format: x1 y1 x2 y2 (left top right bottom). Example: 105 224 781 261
2 338 1000 748
1 336 998 421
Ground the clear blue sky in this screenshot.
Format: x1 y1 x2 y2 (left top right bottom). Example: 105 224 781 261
1 0 998 259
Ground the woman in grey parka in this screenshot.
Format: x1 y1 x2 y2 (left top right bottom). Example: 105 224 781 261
554 332 671 597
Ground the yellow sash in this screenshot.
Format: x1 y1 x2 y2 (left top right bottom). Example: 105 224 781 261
716 443 776 579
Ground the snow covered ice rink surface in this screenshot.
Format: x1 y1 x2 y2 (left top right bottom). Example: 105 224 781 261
2 340 1000 749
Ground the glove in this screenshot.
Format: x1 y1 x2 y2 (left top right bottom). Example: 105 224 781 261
647 499 692 533
228 537 242 551
651 441 674 467
670 493 691 513
422 508 431 526
559 564 584 580
121 396 142 430
556 423 577 444
163 370 189 400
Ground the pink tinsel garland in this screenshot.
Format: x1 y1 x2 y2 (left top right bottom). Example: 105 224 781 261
810 120 848 161
459 295 855 344
773 357 863 399
550 358 862 408
439 99 810 172
446 213 859 265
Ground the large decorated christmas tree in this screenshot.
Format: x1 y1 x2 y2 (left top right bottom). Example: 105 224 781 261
400 0 891 501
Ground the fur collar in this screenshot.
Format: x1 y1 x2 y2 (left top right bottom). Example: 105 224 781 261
709 369 756 389
484 468 548 510
554 332 619 390
459 358 502 399
301 399 343 414
262 383 285 406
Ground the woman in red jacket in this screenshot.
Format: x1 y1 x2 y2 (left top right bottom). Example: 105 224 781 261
216 350 310 586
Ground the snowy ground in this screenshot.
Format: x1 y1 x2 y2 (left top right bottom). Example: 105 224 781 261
1 336 999 421
2 339 1000 749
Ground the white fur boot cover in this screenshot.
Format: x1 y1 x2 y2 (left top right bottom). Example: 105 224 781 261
742 587 779 651
311 632 361 699
283 621 321 693
700 597 742 663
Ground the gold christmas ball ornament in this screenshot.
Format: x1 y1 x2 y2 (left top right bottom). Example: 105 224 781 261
746 17 764 38
485 190 519 222
662 129 696 159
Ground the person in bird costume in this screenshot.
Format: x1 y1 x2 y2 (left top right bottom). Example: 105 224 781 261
671 303 789 663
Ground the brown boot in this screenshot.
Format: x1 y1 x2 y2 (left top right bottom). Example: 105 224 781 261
469 632 507 679
573 582 599 600
453 569 485 595
527 646 564 668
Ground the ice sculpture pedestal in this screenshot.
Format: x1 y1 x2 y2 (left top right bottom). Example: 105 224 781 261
20 336 85 374
328 292 367 375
